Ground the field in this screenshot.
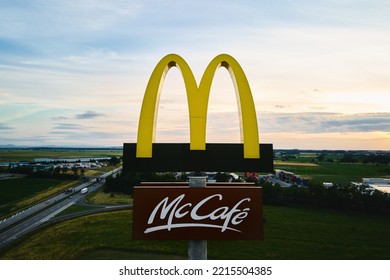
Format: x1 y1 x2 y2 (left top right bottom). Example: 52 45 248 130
0 178 78 217
0 148 122 162
274 150 389 186
85 188 132 205
1 206 390 260
274 161 389 186
274 160 319 167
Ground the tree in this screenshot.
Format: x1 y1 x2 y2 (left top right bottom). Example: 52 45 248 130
317 153 325 162
215 172 230 182
71 166 79 176
340 153 357 163
109 156 120 166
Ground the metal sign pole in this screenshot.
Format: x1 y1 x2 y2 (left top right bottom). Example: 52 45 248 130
188 174 208 260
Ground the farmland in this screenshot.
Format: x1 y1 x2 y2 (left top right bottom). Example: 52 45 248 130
0 147 122 163
274 161 389 186
273 150 389 186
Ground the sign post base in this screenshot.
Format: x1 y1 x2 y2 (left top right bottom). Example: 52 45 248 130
188 239 207 260
188 175 208 260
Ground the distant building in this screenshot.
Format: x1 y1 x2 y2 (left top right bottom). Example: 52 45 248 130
275 169 308 187
32 157 110 163
362 178 390 196
266 169 309 187
362 178 390 186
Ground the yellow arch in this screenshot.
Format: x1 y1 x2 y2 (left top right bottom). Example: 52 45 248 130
136 54 260 159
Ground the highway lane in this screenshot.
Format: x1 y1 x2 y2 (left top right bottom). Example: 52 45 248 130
0 167 122 248
0 195 79 247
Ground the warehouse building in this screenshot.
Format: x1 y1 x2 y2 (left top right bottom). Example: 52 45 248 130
362 178 390 196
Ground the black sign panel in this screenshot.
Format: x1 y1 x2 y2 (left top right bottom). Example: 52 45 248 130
123 143 273 172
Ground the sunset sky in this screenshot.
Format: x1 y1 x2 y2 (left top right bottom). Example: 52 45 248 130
1 0 389 150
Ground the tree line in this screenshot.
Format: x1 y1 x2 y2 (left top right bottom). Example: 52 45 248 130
315 152 390 164
103 171 390 214
2 165 81 180
103 172 178 195
103 171 243 195
260 179 389 214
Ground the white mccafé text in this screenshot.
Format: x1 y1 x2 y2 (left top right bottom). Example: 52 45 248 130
145 194 251 233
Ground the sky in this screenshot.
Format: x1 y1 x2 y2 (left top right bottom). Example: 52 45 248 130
0 0 389 150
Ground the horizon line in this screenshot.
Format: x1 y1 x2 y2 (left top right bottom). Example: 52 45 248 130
0 144 389 152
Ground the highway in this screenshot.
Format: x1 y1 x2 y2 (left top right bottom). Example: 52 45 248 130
0 167 124 249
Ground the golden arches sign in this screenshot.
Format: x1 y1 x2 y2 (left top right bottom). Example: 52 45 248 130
136 53 260 159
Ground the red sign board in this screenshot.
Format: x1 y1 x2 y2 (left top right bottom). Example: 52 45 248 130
132 186 263 240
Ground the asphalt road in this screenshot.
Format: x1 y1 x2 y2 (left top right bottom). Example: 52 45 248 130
0 167 124 249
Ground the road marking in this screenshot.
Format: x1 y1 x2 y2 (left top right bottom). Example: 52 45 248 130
40 201 75 222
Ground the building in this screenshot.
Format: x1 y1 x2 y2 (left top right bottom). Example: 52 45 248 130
264 169 309 187
274 169 309 187
362 178 390 196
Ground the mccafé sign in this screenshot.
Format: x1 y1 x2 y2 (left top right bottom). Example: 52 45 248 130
132 186 263 240
123 54 274 240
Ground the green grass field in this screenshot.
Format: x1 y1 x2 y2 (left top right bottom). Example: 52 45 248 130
85 188 132 205
0 178 79 217
1 206 389 260
274 162 389 185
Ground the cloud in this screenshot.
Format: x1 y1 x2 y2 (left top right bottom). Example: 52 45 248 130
76 111 106 119
155 110 390 143
320 113 390 132
48 130 132 146
53 123 91 130
260 112 390 134
0 123 14 130
51 116 68 120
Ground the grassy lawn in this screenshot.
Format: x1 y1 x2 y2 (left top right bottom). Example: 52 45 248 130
55 204 101 217
0 178 79 218
85 188 132 205
1 206 389 260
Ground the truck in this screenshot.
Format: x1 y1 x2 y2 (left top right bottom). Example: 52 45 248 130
80 187 88 194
